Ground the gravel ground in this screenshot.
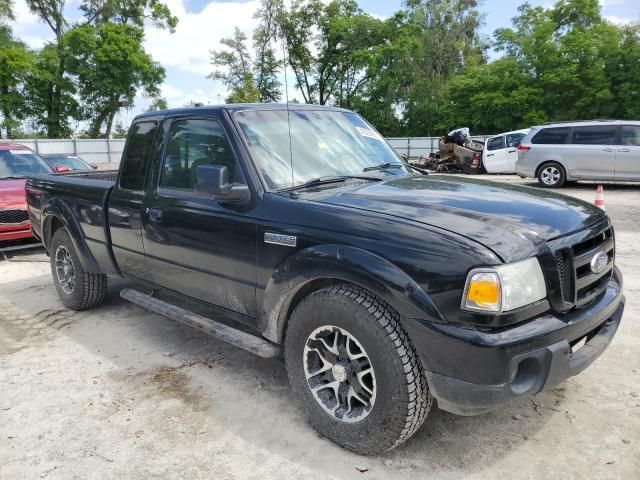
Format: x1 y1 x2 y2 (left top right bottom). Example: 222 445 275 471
1 176 639 480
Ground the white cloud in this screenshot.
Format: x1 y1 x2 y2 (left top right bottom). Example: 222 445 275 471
605 15 635 24
158 84 222 108
12 0 50 47
599 0 625 6
144 0 261 78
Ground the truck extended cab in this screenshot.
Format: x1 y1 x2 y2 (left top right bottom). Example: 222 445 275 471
26 105 624 455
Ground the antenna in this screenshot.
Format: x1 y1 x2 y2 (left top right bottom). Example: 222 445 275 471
278 8 295 193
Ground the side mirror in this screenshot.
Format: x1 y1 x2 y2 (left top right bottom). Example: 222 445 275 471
195 165 249 205
90 163 98 170
54 166 70 173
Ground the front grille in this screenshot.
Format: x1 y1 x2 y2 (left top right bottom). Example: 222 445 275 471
551 226 614 310
554 250 572 302
0 209 29 225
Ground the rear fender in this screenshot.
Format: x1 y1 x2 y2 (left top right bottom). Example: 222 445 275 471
259 244 444 343
42 198 100 273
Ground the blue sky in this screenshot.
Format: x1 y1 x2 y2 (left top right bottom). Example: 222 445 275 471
11 0 640 126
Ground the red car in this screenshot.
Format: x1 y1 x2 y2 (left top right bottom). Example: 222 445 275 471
0 143 54 246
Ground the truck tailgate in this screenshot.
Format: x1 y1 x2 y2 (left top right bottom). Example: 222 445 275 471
26 172 117 272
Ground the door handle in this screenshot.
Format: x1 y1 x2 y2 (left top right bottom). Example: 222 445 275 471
487 153 494 157
617 148 630 153
602 148 614 152
146 207 163 222
508 150 516 153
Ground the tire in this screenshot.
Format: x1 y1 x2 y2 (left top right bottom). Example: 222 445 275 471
284 284 432 455
50 227 107 310
537 162 566 187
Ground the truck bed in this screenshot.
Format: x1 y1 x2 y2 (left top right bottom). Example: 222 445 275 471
26 171 118 273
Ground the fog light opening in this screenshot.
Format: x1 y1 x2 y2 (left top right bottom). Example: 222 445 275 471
510 357 541 395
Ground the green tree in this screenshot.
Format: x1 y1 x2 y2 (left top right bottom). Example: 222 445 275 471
270 0 386 106
491 0 638 123
0 0 13 20
0 25 32 137
209 25 278 103
25 44 79 137
400 0 486 135
445 58 545 133
253 0 281 102
111 120 129 138
66 23 165 137
148 96 168 111
23 0 176 137
209 27 257 103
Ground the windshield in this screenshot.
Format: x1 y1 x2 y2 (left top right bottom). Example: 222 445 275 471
45 155 89 171
0 150 52 179
234 109 410 191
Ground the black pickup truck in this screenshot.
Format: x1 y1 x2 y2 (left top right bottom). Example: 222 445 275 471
26 105 624 455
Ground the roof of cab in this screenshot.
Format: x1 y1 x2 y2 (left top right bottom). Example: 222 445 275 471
133 103 351 122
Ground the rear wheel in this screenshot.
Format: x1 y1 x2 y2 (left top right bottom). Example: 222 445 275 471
50 228 107 310
284 284 432 455
537 162 566 187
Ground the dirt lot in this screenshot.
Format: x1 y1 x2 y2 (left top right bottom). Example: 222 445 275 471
1 176 638 480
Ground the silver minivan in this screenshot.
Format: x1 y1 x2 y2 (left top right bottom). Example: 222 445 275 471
516 120 640 187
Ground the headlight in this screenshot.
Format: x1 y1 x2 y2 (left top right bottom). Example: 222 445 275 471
462 257 547 313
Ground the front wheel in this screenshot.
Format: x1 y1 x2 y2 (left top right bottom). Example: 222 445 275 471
50 227 107 310
537 162 566 187
284 284 432 455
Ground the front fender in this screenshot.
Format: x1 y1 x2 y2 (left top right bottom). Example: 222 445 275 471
42 198 100 273
259 244 444 343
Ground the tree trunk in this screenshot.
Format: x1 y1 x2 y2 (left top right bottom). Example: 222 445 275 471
105 109 117 138
89 110 109 138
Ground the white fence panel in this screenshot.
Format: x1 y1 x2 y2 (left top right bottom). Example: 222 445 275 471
11 135 495 164
12 138 126 164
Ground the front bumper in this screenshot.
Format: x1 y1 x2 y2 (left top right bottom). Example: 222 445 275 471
0 223 33 242
404 267 624 415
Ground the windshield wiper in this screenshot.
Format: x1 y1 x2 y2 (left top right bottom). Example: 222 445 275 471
0 176 27 180
363 162 405 173
279 175 382 193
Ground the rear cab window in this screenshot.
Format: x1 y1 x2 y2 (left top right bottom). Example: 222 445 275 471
506 133 525 147
119 121 159 190
531 127 571 144
571 126 617 145
486 136 505 151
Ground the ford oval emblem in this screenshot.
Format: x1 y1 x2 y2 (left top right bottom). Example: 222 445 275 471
590 251 608 274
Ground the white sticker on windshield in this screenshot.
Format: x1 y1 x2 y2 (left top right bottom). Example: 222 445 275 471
9 150 31 154
356 127 384 141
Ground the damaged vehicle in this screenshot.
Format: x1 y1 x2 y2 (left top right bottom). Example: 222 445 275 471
427 127 484 173
26 105 624 455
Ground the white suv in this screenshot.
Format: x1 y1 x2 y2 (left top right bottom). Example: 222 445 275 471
516 120 640 187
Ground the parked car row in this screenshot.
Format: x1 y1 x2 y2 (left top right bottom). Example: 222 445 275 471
516 120 640 187
427 119 640 188
0 143 97 248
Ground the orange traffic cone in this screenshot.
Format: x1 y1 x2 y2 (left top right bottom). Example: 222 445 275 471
594 185 605 211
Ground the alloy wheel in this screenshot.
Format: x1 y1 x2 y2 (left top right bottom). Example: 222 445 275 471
55 245 75 295
303 325 376 423
541 166 561 186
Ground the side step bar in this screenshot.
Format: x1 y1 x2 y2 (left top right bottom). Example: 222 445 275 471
120 288 280 358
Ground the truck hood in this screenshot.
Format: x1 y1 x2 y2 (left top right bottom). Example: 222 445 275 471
0 179 27 210
312 175 606 262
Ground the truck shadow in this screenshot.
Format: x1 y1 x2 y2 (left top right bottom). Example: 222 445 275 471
0 270 570 478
